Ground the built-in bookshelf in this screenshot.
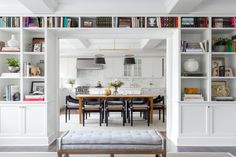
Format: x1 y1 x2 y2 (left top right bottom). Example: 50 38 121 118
0 17 46 102
180 16 236 102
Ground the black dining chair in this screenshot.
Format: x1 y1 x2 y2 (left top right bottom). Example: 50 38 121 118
65 95 79 123
153 95 165 123
82 98 104 126
105 98 126 126
129 97 150 126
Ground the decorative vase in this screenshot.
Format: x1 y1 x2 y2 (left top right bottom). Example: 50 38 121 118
8 66 20 73
7 34 19 48
184 58 199 72
113 87 118 95
104 87 111 96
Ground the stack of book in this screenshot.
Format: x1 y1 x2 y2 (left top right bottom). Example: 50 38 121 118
181 40 208 52
132 17 145 28
0 17 20 27
181 17 208 27
1 47 20 52
117 17 132 28
213 96 234 101
23 17 44 27
212 17 236 28
24 95 44 101
183 94 204 102
96 17 112 28
5 85 20 101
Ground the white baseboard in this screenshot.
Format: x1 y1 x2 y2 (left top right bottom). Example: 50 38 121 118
0 133 57 146
177 136 236 146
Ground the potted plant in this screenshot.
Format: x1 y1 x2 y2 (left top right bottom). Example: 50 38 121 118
108 80 124 95
68 79 75 88
213 38 230 52
6 58 20 73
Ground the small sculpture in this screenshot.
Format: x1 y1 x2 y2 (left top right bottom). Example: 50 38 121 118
30 66 41 76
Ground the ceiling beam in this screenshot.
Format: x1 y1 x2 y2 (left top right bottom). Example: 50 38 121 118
166 0 203 13
18 0 58 13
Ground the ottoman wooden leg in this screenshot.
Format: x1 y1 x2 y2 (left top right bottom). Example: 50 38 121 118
64 154 69 157
110 154 114 157
57 152 62 157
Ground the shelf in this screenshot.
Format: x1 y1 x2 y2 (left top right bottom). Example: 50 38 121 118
212 52 236 55
23 27 45 33
181 28 208 33
23 76 45 79
24 52 45 55
181 52 208 55
181 76 208 79
0 77 20 79
0 27 20 33
211 77 236 79
0 52 20 55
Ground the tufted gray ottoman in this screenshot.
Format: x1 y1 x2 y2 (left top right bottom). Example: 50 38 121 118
58 130 166 157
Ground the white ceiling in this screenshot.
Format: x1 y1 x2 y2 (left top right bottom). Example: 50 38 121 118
0 0 236 14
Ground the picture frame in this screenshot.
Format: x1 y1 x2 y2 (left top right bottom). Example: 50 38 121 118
225 68 233 77
118 17 132 28
212 57 225 68
31 81 44 94
212 67 219 76
32 38 44 52
147 17 157 27
212 81 227 97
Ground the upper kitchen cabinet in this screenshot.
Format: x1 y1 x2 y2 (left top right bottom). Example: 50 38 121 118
104 57 123 78
142 57 164 78
60 57 77 79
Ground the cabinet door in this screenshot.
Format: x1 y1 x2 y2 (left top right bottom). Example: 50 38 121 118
0 106 22 136
152 58 164 78
211 105 236 136
180 105 208 136
60 58 77 78
24 105 46 136
104 58 123 78
141 58 153 77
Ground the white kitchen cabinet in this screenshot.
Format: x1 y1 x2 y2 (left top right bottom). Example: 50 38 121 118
60 58 77 78
104 58 123 78
142 57 164 78
152 58 164 78
180 104 208 136
141 58 153 77
0 104 46 137
210 104 236 136
0 106 22 136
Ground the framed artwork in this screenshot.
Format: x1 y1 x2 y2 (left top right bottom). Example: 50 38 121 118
212 81 227 97
212 57 225 68
32 38 44 52
225 68 233 77
212 67 219 76
31 81 44 95
147 17 157 27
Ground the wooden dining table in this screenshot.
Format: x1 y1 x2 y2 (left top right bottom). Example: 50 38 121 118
76 94 156 124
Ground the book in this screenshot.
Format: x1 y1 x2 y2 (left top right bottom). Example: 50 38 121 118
213 96 234 101
5 85 20 101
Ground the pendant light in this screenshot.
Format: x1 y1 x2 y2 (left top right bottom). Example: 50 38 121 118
95 54 106 64
124 54 136 65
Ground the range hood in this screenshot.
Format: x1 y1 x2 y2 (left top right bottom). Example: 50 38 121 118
77 58 103 70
